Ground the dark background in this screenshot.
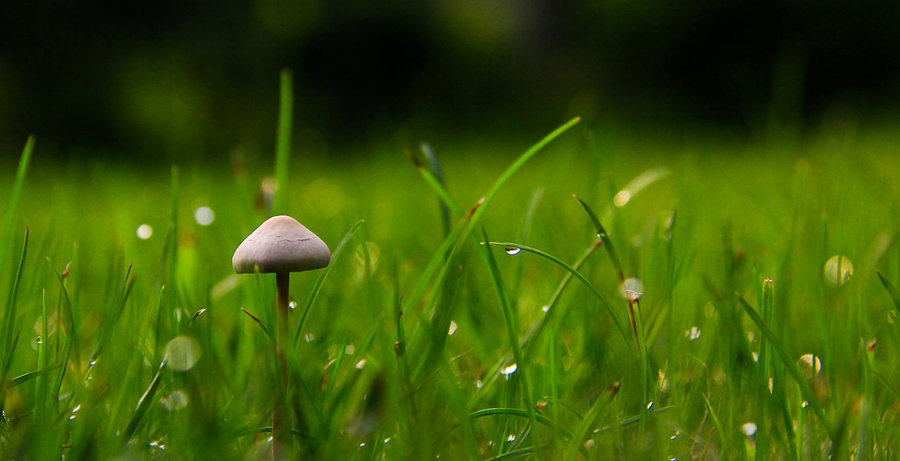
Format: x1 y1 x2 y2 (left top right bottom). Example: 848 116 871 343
1 0 899 162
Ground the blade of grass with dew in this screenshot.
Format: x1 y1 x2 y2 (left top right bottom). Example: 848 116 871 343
272 68 293 216
413 250 465 381
294 219 365 345
480 227 542 461
737 295 836 441
403 117 580 316
574 195 651 416
485 242 631 350
1 136 34 265
34 289 48 422
90 264 135 363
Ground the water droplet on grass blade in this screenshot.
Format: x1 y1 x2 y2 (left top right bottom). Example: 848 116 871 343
136 224 153 240
685 326 701 340
620 278 644 301
501 363 518 376
165 336 201 372
741 422 757 437
448 320 458 335
798 353 822 378
506 434 516 442
824 255 853 285
505 247 521 256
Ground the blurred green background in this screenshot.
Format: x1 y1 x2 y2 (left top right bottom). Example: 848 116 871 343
1 0 899 162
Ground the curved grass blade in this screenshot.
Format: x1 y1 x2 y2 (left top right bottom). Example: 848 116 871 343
485 242 630 346
737 295 836 441
480 227 542 461
403 117 581 315
294 219 365 345
574 195 623 282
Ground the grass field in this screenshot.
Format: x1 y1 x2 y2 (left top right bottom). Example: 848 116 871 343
2 110 900 460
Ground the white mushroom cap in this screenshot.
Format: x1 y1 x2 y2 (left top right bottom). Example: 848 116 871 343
232 215 331 273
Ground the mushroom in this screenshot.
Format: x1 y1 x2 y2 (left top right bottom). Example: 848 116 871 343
233 214 330 313
232 215 330 455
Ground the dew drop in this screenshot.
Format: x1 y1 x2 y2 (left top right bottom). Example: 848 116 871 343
614 190 631 207
685 326 701 340
165 336 201 372
505 247 521 256
193 206 215 226
798 354 822 378
541 305 550 313
506 434 516 442
448 320 458 336
824 255 853 285
501 363 518 376
304 333 315 342
136 224 153 240
741 422 758 437
345 344 356 355
288 301 297 310
646 401 654 410
355 359 367 370
621 278 644 302
161 390 189 411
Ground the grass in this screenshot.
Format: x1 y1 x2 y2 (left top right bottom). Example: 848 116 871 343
2 112 900 460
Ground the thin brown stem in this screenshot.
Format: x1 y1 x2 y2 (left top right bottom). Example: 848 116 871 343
274 271 291 459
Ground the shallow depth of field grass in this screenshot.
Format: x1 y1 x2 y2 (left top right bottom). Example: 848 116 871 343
3 114 900 460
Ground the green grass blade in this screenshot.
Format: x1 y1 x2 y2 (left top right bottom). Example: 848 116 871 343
574 195 624 281
702 394 730 454
6 364 62 388
273 68 293 215
294 219 366 345
1 228 28 398
420 142 455 232
407 149 463 219
1 136 34 259
404 117 580 316
486 242 631 347
737 295 836 441
123 358 167 441
875 270 900 313
480 227 542 461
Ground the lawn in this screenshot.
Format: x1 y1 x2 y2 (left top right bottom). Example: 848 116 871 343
2 110 900 460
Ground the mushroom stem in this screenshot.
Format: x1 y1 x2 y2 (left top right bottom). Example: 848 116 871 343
274 271 291 458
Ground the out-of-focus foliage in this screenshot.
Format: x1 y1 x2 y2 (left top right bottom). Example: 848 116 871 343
1 0 899 160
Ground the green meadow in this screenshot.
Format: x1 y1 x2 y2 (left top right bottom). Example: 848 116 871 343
3 104 900 460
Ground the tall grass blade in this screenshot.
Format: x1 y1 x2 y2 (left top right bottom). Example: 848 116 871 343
420 142 454 232
1 228 28 401
573 195 624 281
737 295 836 441
1 136 34 263
480 227 542 460
875 271 900 313
123 358 167 441
273 68 293 215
